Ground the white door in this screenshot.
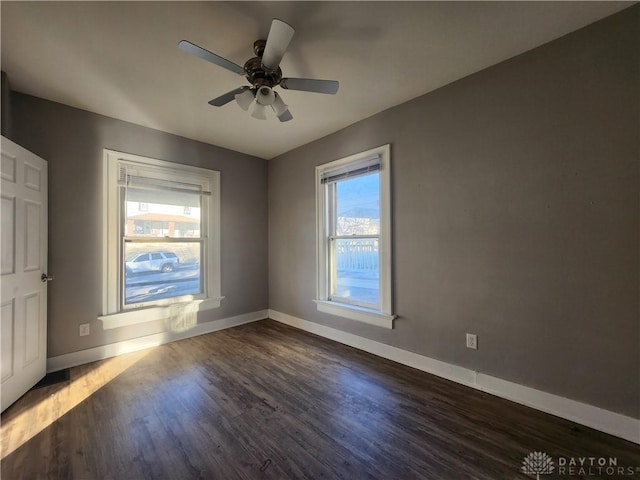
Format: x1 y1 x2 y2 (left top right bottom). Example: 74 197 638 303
1 136 48 412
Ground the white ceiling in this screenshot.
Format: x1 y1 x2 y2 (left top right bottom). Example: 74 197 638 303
1 1 631 159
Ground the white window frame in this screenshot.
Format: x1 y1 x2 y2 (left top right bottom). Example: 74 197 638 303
99 150 223 329
315 144 395 329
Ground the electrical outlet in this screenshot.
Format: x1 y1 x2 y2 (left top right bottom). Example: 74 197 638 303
79 323 90 336
466 333 477 350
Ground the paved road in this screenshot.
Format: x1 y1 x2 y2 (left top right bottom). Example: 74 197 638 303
125 264 200 304
124 266 379 306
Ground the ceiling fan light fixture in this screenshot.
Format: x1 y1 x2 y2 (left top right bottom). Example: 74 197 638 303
235 89 255 111
255 86 276 106
272 93 288 116
249 101 269 120
272 93 292 121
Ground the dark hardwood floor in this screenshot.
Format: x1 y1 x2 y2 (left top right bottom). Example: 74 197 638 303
2 319 638 479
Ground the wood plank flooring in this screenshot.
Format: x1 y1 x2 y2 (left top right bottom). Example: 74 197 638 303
2 320 638 479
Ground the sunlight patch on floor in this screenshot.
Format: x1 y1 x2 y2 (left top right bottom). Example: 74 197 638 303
0 349 150 459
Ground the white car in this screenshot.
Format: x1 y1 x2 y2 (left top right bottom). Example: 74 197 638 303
125 251 179 274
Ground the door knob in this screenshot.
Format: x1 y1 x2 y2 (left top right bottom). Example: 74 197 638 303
41 273 54 283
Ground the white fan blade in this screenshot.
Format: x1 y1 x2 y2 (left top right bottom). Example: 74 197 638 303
208 87 250 107
277 110 293 122
261 19 295 71
179 40 245 75
280 78 339 95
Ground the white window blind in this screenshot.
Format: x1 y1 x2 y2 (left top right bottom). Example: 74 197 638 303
320 154 381 184
118 163 212 196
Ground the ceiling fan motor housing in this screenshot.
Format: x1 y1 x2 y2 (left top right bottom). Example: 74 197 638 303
244 39 283 88
253 39 266 57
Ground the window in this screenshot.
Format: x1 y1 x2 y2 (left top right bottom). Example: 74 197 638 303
100 150 223 329
315 144 394 328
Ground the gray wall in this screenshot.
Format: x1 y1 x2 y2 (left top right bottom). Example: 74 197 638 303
1 71 11 138
268 6 639 418
9 93 268 357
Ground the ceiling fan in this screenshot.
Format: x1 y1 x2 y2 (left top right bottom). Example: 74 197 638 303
179 19 339 122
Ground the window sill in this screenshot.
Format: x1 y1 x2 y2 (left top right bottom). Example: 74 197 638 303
98 297 225 330
314 300 395 329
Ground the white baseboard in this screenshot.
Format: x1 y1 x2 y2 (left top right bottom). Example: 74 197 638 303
47 310 268 373
268 309 640 445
